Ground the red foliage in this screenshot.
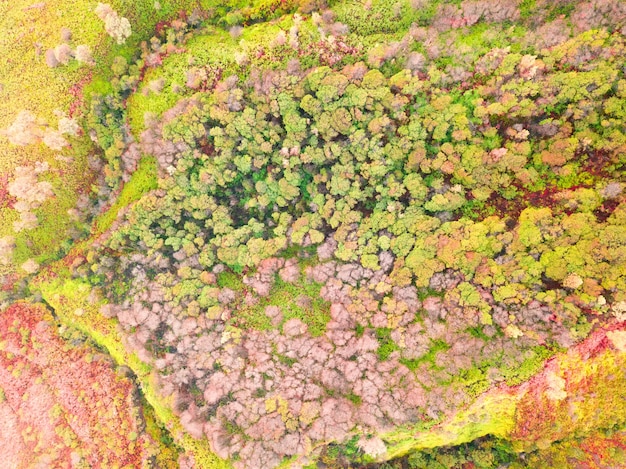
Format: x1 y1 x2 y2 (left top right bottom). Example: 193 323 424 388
509 322 626 443
581 150 616 179
68 72 92 118
0 303 158 466
474 147 620 222
0 273 18 292
594 198 620 222
154 20 170 37
481 182 593 222
301 39 360 66
577 431 626 466
0 173 16 210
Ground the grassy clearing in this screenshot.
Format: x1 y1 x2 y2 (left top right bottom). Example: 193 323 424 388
216 265 332 337
230 275 332 337
400 338 450 371
125 15 310 138
95 155 158 234
382 392 520 460
273 278 331 336
127 27 240 136
333 0 421 37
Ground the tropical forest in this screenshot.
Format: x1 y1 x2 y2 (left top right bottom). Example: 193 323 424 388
1 0 626 467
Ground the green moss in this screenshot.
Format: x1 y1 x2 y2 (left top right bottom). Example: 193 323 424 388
126 28 240 136
272 279 330 337
545 2 575 21
276 353 298 367
232 276 331 336
500 346 555 386
83 76 115 100
519 0 536 20
127 68 184 137
334 0 421 37
416 287 446 301
456 367 490 398
346 392 362 405
400 339 450 371
217 270 245 290
375 327 400 361
383 392 519 460
278 244 318 261
412 0 441 27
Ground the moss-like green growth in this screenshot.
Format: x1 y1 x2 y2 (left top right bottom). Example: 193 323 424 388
375 327 400 361
231 275 331 337
500 346 556 386
334 0 420 37
95 156 158 234
126 28 241 136
400 339 450 371
217 270 245 290
383 392 520 460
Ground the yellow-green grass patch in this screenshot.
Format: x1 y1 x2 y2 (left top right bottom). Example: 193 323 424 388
95 155 158 234
0 0 213 276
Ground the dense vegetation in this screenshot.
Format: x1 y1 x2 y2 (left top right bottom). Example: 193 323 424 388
1 0 626 467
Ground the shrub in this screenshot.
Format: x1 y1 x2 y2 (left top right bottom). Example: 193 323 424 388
3 110 41 146
95 3 132 45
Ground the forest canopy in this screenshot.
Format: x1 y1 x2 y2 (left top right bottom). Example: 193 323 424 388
1 0 626 468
